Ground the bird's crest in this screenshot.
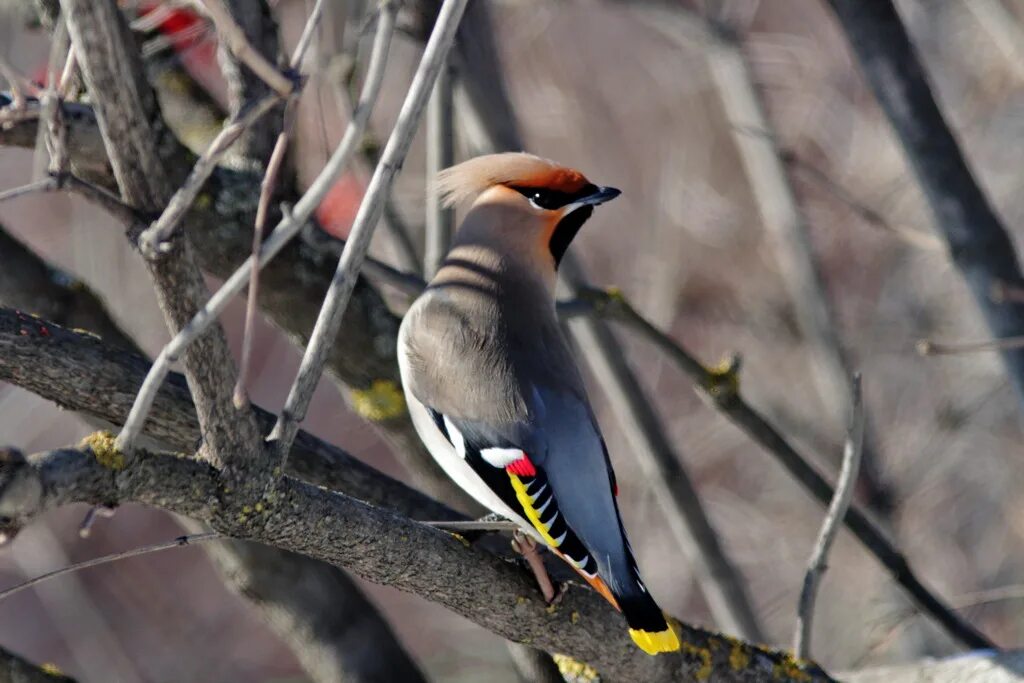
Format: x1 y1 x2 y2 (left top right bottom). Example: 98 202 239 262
435 152 590 208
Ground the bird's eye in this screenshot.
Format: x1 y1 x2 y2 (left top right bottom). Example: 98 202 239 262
529 190 563 210
511 186 569 210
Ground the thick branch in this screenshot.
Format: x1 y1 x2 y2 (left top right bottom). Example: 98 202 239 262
0 306 457 523
0 444 832 683
826 0 1024 408
0 225 139 354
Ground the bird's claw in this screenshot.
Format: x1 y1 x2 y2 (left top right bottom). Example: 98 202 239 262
512 530 558 603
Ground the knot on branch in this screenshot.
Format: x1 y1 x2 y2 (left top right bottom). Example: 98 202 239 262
702 354 742 403
350 379 407 422
80 431 125 470
551 653 600 682
0 447 41 543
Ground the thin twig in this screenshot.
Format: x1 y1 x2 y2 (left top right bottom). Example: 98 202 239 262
232 0 333 407
289 0 328 69
78 504 117 539
192 0 295 97
916 336 1024 356
424 57 454 278
58 46 78 99
115 1 398 454
421 520 519 532
0 178 57 203
794 374 865 658
233 110 293 408
269 0 469 464
0 532 220 603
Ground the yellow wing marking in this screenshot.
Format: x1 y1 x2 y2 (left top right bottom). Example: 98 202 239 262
509 473 563 547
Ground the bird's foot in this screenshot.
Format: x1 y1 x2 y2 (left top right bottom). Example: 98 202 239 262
512 530 557 603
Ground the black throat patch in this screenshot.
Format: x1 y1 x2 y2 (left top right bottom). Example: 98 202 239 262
550 205 594 266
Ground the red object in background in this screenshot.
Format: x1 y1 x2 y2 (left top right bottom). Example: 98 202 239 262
316 173 365 240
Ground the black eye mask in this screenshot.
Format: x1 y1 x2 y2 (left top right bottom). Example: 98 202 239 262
509 183 600 210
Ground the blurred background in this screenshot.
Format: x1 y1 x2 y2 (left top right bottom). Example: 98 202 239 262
1 0 1024 680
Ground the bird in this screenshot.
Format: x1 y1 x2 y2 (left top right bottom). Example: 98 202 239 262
397 152 681 655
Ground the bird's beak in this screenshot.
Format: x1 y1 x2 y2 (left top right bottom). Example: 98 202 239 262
578 185 621 206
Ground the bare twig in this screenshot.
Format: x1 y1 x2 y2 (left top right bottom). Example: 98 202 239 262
795 374 865 658
234 109 294 408
916 336 1024 356
192 0 295 97
560 286 994 649
422 520 519 532
424 57 454 278
0 173 139 228
116 1 398 454
289 0 328 69
0 178 57 203
269 0 470 463
0 533 221 603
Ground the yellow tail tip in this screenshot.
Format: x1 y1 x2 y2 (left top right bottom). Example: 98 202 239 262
629 627 681 655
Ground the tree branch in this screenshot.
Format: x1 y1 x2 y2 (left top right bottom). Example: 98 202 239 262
0 306 458 523
0 441 834 683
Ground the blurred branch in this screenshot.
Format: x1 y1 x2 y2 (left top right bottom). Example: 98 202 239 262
962 0 1024 82
795 374 865 659
782 152 945 252
424 57 454 278
193 0 294 98
560 287 995 650
0 439 833 683
60 0 265 476
215 0 284 164
630 2 894 515
917 336 1024 356
0 643 75 682
826 0 1024 410
0 224 141 353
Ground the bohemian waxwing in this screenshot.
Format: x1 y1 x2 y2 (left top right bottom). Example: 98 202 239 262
398 152 681 655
